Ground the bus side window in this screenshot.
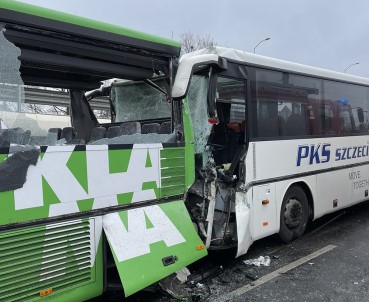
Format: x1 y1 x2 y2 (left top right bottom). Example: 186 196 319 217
260 101 285 137
339 108 354 133
319 104 335 135
285 103 308 136
212 76 246 165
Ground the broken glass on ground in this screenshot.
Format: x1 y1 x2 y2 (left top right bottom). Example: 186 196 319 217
243 255 271 267
159 269 211 301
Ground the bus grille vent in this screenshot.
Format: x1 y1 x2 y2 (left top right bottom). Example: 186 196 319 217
0 219 94 302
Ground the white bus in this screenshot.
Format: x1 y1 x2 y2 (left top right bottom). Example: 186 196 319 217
173 47 369 256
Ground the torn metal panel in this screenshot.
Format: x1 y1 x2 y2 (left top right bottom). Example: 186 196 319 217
103 200 207 297
235 190 253 258
0 148 39 192
205 181 216 248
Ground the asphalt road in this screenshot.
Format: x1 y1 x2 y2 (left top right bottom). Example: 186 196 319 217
96 200 369 302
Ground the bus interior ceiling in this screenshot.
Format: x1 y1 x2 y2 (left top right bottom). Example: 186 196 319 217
0 20 178 149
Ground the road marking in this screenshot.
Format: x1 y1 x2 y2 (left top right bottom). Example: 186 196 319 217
231 244 337 296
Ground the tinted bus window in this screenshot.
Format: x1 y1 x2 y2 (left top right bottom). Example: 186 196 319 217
252 67 369 139
323 80 369 134
252 68 323 138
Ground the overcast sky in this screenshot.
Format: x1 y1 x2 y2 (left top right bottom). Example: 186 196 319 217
19 0 369 77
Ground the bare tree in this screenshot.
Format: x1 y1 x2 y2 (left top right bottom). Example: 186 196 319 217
179 32 216 53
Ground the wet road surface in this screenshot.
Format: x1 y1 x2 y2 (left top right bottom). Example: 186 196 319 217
93 200 369 302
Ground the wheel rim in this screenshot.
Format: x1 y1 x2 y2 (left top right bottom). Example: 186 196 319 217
284 198 303 228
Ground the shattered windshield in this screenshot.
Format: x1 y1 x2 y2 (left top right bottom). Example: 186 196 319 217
187 75 211 155
0 27 28 131
0 27 57 137
111 79 171 122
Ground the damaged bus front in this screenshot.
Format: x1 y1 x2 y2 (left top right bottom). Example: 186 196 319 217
0 1 206 301
173 49 253 257
173 46 369 261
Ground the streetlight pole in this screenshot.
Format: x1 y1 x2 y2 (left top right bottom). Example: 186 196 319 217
344 62 359 73
254 37 271 54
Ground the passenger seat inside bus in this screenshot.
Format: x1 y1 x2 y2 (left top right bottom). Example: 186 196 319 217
0 128 31 146
106 126 121 138
61 127 77 142
141 123 160 134
45 128 62 145
120 121 141 135
90 126 107 142
159 121 172 134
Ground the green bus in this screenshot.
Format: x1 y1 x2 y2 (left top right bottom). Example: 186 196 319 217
0 1 207 301
7 1 366 301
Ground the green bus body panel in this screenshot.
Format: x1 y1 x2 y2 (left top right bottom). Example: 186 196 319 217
0 145 187 226
0 218 104 302
160 147 186 197
104 200 207 297
0 0 180 53
0 102 199 300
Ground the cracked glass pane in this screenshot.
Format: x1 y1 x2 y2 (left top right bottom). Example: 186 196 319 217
0 27 46 138
111 79 171 122
90 132 175 145
187 75 211 155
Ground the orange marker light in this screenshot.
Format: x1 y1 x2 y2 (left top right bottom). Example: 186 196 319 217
262 199 269 205
263 222 269 227
40 288 53 297
196 244 205 250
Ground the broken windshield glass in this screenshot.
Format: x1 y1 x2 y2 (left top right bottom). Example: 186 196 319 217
0 27 46 138
111 78 171 122
187 75 212 155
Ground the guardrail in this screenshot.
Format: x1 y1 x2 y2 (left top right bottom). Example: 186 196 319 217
0 84 110 111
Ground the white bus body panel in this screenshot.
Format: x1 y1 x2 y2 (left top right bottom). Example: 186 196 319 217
247 136 369 237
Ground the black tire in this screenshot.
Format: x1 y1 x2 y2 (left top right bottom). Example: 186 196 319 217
279 185 309 243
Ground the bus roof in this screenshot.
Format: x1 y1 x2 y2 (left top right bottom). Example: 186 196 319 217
0 0 181 89
0 0 180 56
182 46 369 86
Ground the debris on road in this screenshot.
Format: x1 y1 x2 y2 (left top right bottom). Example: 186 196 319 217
244 272 259 281
243 256 271 267
176 267 191 283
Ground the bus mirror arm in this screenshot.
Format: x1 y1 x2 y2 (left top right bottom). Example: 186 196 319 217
172 54 227 99
85 85 110 101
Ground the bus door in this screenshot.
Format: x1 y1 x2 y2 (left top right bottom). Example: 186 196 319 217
202 65 251 256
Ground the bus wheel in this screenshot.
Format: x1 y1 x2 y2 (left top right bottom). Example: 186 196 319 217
279 186 309 243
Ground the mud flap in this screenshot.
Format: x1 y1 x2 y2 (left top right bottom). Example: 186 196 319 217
235 191 253 258
102 200 207 297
